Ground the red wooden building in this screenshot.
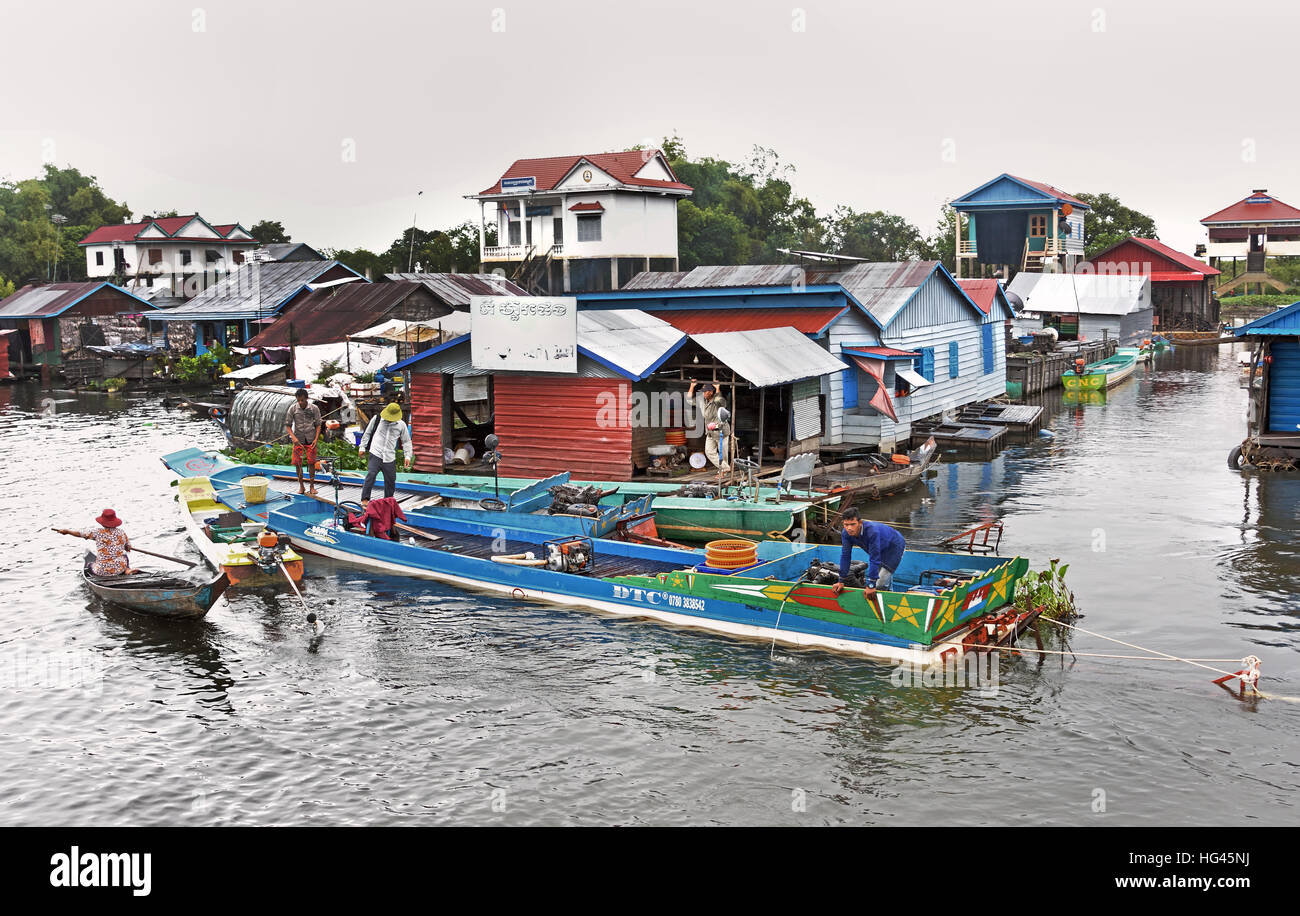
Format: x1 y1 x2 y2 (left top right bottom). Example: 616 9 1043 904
1084 237 1220 331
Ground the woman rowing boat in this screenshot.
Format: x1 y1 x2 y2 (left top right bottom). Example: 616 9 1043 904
54 509 140 576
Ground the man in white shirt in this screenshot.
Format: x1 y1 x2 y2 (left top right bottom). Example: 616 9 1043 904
358 400 414 502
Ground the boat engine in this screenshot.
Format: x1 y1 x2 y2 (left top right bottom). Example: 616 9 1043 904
544 536 594 574
255 531 288 572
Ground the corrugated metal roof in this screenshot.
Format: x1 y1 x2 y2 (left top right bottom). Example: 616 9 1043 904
621 265 842 291
153 261 359 321
384 273 527 306
577 309 685 379
689 326 847 387
1007 273 1149 316
621 271 693 290
1202 191 1300 225
656 306 844 335
1086 237 1220 277
1235 300 1300 336
844 345 920 359
835 261 939 326
245 282 424 347
0 282 154 319
955 278 1001 314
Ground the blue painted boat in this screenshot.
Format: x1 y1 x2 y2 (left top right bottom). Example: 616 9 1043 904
82 562 229 619
161 449 1037 663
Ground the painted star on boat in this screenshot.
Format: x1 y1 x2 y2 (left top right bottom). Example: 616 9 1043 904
890 595 924 628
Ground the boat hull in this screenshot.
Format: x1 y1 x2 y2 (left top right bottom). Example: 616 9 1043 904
83 567 228 619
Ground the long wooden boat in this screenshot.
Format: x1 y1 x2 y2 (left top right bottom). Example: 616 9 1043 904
1060 352 1137 391
174 475 306 588
164 450 1039 664
176 448 840 542
816 437 938 500
82 562 229 619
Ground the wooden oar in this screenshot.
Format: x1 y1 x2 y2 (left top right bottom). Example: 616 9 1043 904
52 528 198 568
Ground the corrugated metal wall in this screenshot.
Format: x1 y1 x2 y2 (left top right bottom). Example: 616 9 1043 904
410 373 445 472
496 376 634 480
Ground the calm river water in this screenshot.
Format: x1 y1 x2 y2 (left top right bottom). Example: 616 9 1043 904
0 344 1296 826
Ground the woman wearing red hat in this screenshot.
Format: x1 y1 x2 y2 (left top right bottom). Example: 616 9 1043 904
57 509 139 576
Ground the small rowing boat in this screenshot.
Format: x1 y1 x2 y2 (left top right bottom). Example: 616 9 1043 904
1060 351 1137 391
82 558 229 619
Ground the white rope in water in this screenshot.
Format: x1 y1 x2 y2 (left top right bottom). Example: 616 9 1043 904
1035 617 1300 703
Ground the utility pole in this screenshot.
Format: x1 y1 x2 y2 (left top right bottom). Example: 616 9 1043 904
407 190 423 273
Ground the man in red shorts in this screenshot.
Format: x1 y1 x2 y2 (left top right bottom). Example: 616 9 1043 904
285 388 323 494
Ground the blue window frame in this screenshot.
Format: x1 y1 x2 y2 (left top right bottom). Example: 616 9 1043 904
981 323 994 374
948 341 959 378
919 347 935 383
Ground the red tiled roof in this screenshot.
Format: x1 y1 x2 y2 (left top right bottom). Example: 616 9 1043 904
955 278 1001 314
79 214 244 245
479 150 692 195
569 202 604 212
1201 192 1300 225
653 307 844 335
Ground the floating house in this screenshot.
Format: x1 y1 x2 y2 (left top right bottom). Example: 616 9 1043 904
148 260 363 354
1006 272 1151 344
578 261 1011 453
80 214 256 297
389 307 849 477
1084 237 1220 331
1232 301 1300 467
951 174 1089 277
1200 189 1300 294
0 281 158 372
467 149 693 294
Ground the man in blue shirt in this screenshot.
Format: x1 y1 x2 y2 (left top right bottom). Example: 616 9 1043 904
831 507 905 594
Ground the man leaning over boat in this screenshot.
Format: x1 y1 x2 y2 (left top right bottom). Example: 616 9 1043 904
832 507 905 595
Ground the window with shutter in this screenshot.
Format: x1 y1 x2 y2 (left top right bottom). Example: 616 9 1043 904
982 323 994 374
949 340 959 378
577 214 602 242
920 347 935 382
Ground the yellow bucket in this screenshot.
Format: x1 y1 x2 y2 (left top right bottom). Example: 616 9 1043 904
240 475 270 504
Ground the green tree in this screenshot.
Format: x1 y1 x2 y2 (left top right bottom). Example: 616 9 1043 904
0 165 131 283
324 247 388 280
824 207 925 262
1074 192 1159 257
0 275 14 299
921 206 960 272
663 136 829 268
384 221 483 273
250 220 291 244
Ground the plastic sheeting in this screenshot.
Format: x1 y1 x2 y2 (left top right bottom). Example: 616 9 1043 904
293 341 395 382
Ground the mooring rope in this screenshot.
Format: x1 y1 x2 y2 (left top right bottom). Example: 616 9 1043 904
1036 617 1299 702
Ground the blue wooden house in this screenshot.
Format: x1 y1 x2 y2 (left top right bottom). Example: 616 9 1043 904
952 174 1090 277
1232 301 1300 468
577 261 1011 453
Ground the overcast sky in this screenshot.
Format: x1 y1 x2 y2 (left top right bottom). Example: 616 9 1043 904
1 0 1293 256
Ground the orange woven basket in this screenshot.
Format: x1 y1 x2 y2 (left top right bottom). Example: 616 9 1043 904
704 539 758 569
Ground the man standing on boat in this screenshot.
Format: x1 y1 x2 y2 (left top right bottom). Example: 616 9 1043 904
358 399 413 502
832 507 904 595
687 380 730 471
286 388 323 496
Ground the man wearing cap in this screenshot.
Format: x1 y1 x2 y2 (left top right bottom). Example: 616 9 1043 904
687 379 730 471
285 388 323 495
358 399 414 502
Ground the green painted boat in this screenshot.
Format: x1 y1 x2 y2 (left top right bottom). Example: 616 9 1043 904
1060 351 1137 391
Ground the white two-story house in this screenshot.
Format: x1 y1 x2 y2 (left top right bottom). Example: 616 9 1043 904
80 214 256 298
467 149 693 293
